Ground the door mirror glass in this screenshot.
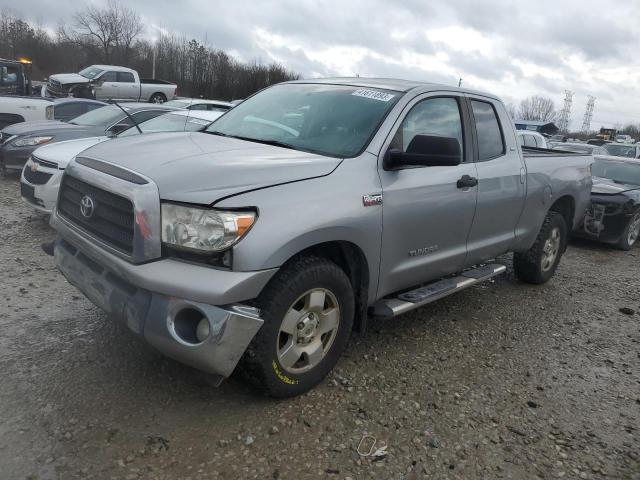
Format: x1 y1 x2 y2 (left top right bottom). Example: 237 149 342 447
386 135 462 169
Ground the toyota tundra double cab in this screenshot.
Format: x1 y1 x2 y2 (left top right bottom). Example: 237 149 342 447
50 78 593 397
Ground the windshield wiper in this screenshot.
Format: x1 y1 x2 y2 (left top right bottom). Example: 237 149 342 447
205 131 295 150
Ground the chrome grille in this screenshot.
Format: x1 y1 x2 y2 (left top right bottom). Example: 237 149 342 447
58 175 135 254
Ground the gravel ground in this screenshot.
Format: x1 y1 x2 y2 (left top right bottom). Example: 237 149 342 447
1 173 639 480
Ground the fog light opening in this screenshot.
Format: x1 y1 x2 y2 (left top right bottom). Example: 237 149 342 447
172 307 208 345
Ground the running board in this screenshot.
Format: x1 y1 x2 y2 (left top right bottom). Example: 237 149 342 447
371 263 506 319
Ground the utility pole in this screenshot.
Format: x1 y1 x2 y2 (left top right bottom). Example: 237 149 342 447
152 47 156 80
581 96 596 134
458 78 462 87
557 90 573 133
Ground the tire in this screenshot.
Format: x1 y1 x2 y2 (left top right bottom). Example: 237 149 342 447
617 211 640 251
514 211 567 284
149 93 167 104
240 255 354 397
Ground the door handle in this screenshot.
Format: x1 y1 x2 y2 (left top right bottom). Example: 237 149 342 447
457 175 478 189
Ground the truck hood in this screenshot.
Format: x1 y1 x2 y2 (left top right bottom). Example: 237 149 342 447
34 136 108 168
49 73 91 85
78 132 341 204
592 176 640 195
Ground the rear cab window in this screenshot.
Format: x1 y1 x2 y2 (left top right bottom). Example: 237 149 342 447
471 100 505 160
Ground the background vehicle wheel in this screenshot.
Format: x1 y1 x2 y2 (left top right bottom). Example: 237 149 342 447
617 212 640 251
240 255 354 398
514 211 567 284
149 93 167 104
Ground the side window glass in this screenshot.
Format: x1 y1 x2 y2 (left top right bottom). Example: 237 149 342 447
523 135 536 147
190 104 208 111
117 72 135 83
471 100 505 160
101 71 117 82
391 97 464 158
132 110 166 123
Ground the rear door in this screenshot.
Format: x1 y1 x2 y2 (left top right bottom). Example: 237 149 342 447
378 93 478 297
464 97 526 265
117 72 139 100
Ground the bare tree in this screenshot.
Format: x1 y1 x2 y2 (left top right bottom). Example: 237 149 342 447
517 95 557 122
59 0 143 64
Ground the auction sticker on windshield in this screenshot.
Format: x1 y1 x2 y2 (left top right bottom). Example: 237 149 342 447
352 88 396 102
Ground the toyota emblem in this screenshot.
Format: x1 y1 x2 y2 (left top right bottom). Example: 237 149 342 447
80 195 95 218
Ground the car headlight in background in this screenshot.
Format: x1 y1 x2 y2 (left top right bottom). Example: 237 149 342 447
161 203 256 252
12 136 54 147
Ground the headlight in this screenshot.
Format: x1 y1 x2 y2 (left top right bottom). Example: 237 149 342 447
12 136 54 147
161 203 256 252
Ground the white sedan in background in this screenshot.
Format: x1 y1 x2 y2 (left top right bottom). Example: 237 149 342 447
20 109 224 214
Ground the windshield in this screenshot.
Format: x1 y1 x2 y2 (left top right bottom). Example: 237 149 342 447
69 105 124 127
592 159 640 186
604 144 637 158
205 83 401 157
79 66 104 80
119 113 212 137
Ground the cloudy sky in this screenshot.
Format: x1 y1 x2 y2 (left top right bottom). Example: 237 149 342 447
8 0 640 130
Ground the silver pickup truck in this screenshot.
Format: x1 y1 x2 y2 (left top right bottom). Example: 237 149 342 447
50 78 593 397
46 65 177 104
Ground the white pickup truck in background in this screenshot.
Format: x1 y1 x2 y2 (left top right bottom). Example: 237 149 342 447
45 65 178 103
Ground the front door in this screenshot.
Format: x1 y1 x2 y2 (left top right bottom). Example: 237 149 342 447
94 71 119 101
377 94 478 298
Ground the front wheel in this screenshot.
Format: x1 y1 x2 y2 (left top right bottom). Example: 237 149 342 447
514 211 567 284
149 93 167 104
240 256 354 397
617 212 640 250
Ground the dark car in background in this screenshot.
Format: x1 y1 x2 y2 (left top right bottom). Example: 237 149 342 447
0 103 176 172
577 157 640 250
51 98 107 122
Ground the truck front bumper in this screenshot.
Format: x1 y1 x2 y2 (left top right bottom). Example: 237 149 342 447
52 209 278 380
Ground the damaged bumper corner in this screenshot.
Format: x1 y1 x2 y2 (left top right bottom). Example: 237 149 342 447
54 238 264 380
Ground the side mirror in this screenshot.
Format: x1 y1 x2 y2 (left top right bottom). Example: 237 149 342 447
384 135 462 170
108 123 131 136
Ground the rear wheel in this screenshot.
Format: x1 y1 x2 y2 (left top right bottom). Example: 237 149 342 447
240 256 354 397
149 93 167 104
617 212 640 250
514 211 567 284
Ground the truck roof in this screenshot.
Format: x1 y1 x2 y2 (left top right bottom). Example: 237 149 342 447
285 77 499 100
90 65 137 73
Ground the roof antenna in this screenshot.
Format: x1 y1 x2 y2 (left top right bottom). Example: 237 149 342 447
112 100 143 134
458 78 463 87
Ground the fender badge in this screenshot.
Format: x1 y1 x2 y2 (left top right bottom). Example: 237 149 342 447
363 193 382 207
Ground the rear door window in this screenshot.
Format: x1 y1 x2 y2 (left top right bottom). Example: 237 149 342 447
117 72 135 83
471 100 505 160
